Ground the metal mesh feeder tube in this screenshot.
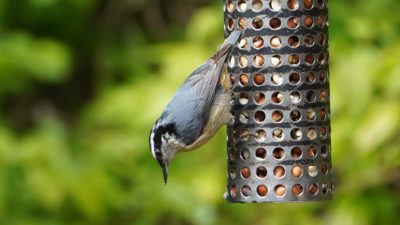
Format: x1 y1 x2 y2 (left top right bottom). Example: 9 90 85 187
224 0 333 203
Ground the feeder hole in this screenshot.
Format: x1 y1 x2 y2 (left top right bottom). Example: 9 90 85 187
240 129 250 141
306 72 316 83
252 0 263 11
230 168 237 179
272 129 284 141
253 55 265 67
238 0 247 12
307 109 316 121
239 74 249 85
271 92 283 104
228 18 235 30
257 185 268 197
288 54 300 65
291 128 302 140
274 185 286 197
307 146 317 158
272 110 283 122
270 36 282 48
304 0 313 9
292 184 304 196
317 16 325 28
290 110 301 122
273 166 285 178
320 127 327 137
309 183 318 195
254 92 266 104
240 148 250 160
256 166 268 178
273 147 285 159
239 55 248 68
227 0 234 12
239 93 249 105
255 148 267 159
241 166 251 178
242 185 252 197
240 111 249 124
255 111 266 123
322 182 328 194
287 0 299 10
271 73 283 85
256 129 267 142
321 145 328 158
287 17 299 29
308 166 318 177
291 165 303 177
239 38 248 48
271 55 283 67
230 185 237 197
321 163 328 175
306 91 316 102
304 16 313 28
252 17 264 29
291 147 302 159
289 72 301 84
288 35 300 48
307 128 317 140
305 54 315 65
304 35 315 47
317 34 325 46
319 71 327 83
238 17 247 29
290 91 301 104
269 0 281 11
320 89 328 102
253 36 264 49
254 74 266 85
269 18 281 29
318 53 325 65
320 108 327 120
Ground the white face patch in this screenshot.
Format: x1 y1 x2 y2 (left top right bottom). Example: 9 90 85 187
150 128 156 159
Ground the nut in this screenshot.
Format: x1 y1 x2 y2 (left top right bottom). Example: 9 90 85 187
253 36 264 48
304 0 313 9
292 184 303 196
274 166 285 178
241 166 251 178
287 17 299 28
291 165 303 177
270 36 281 48
275 185 286 197
253 55 265 67
238 17 247 29
304 16 313 28
288 0 299 10
239 74 249 85
239 38 247 48
257 185 268 197
254 74 265 85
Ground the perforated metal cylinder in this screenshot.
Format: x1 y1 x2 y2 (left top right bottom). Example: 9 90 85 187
224 0 333 203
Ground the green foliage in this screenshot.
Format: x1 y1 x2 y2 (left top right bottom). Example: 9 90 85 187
0 0 399 225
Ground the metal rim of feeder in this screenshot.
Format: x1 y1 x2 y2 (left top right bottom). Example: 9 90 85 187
224 0 333 203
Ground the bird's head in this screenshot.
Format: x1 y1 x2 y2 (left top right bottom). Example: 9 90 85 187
149 120 180 185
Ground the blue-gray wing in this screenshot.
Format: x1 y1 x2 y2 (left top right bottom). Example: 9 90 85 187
164 30 241 145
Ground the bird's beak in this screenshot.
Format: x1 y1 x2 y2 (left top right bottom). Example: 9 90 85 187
162 162 169 185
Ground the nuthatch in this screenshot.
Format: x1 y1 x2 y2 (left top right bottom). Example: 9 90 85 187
149 30 242 184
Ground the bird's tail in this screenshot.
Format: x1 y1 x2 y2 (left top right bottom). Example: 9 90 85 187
212 29 242 61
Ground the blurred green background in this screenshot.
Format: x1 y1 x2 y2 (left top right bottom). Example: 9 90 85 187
0 0 399 224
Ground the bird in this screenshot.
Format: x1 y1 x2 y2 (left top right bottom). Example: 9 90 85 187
149 29 242 184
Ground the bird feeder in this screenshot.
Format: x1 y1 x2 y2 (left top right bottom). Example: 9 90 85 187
224 0 333 202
